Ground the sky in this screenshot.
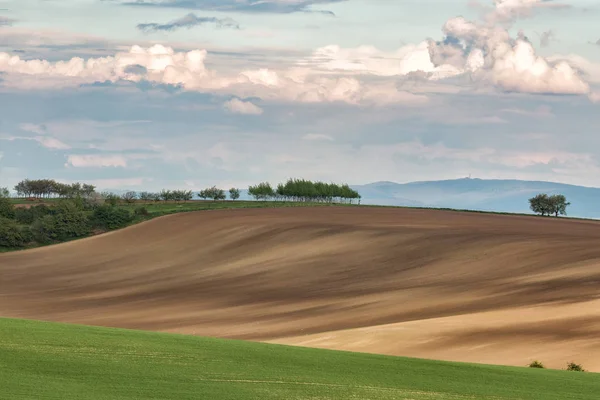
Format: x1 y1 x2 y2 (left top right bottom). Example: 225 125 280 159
0 0 600 192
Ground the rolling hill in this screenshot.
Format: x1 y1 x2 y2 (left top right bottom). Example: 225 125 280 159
2 317 598 400
2 206 600 371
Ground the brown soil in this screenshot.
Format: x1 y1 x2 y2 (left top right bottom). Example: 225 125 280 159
2 207 600 371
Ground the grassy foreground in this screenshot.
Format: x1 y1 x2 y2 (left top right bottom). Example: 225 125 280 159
0 318 597 400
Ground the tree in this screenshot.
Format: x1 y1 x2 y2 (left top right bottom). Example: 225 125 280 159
138 191 153 203
101 192 120 207
529 193 570 217
229 187 240 201
29 201 91 243
548 194 570 217
121 191 138 204
0 217 28 248
0 196 15 219
91 205 134 230
528 193 552 216
0 187 9 198
201 186 226 201
248 182 274 201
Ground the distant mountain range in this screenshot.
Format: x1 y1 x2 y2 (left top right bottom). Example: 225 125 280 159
100 178 600 219
350 178 600 219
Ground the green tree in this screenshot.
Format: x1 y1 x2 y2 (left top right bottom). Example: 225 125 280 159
0 217 28 248
248 182 274 201
91 205 134 230
229 188 240 201
529 193 570 217
528 193 552 216
121 191 138 204
0 187 9 198
0 196 15 219
29 201 91 244
101 192 121 207
548 194 570 217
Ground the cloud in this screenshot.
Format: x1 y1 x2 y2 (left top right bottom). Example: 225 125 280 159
596 39 600 46
66 154 128 168
0 135 70 150
302 42 463 80
223 98 264 115
0 44 429 106
0 0 594 103
114 0 344 15
35 136 71 149
590 92 600 103
486 0 571 23
137 13 240 33
303 133 333 141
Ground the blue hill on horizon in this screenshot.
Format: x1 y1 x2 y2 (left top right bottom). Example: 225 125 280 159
350 178 600 219
97 177 599 219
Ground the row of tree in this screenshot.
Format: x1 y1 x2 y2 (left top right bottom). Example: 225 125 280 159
528 193 570 216
7 178 361 204
13 179 96 199
248 179 361 203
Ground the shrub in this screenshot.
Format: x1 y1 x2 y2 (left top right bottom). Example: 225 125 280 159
30 208 91 244
134 206 149 216
101 192 121 207
0 217 28 248
91 205 134 230
566 362 585 372
15 204 52 224
0 196 15 219
528 361 545 369
29 201 91 244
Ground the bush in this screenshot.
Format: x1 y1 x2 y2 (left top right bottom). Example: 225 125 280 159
134 206 149 216
0 197 15 219
0 217 28 248
29 203 91 244
566 362 585 372
91 205 134 230
528 361 544 369
15 204 52 224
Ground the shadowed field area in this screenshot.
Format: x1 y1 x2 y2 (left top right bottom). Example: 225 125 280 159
2 207 600 371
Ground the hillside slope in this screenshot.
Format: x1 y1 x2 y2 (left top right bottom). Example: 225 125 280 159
3 317 599 400
2 207 600 370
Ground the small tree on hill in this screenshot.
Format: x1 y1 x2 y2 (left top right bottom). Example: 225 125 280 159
529 193 570 217
548 194 570 217
229 187 240 201
203 186 226 201
529 193 551 216
121 191 137 204
248 182 274 201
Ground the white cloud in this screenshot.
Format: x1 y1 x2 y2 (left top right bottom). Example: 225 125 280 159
489 40 589 94
590 91 600 103
302 42 462 80
224 98 264 115
19 123 47 135
0 0 591 103
303 133 334 141
66 154 128 168
0 134 70 149
489 0 570 22
35 136 71 150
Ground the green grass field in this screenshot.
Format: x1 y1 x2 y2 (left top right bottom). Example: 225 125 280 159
0 318 597 400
